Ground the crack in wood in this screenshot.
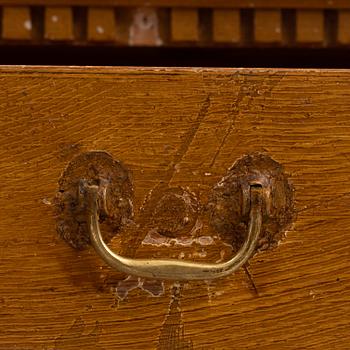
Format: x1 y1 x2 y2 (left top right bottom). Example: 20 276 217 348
157 284 194 350
54 317 103 350
167 94 211 184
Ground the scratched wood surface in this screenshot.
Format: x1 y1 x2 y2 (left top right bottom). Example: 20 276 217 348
0 66 350 350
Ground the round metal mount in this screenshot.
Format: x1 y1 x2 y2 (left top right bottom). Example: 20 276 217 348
55 151 133 249
208 153 295 253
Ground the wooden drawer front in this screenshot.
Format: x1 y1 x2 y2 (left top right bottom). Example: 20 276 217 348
0 67 349 349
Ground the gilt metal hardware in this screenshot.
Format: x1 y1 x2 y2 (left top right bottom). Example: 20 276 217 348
56 151 294 281
81 181 263 280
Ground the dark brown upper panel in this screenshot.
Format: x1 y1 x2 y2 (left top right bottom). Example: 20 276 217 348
0 0 349 8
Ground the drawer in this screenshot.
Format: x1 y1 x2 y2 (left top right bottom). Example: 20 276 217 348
0 66 349 349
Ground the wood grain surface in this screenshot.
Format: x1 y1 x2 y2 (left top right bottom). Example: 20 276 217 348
0 66 349 349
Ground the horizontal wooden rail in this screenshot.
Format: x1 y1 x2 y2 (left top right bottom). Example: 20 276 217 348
1 0 350 9
0 4 348 47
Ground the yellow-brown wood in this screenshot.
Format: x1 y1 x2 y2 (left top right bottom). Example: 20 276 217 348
0 66 350 349
337 10 350 44
2 6 32 40
254 9 282 44
296 10 324 43
44 6 74 41
87 7 116 42
171 8 198 42
212 9 240 43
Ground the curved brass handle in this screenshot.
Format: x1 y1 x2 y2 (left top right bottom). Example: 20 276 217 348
83 184 263 280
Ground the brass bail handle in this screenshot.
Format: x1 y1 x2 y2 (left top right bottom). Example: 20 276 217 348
82 183 263 281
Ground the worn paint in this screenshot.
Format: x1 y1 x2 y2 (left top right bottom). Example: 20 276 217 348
114 275 164 301
23 20 32 31
142 228 214 248
129 7 162 46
